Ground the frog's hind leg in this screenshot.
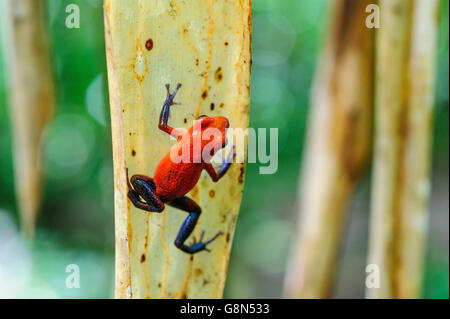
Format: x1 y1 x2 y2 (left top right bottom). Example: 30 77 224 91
168 196 222 254
126 168 165 212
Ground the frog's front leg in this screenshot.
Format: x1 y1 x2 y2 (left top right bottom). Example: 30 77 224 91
158 83 183 139
204 145 236 182
168 196 222 254
126 168 165 212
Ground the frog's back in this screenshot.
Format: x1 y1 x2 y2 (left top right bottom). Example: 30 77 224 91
153 152 203 201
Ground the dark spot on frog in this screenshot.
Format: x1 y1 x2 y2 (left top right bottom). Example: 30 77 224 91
209 189 215 198
132 149 136 157
226 232 230 243
210 103 215 111
145 38 153 51
201 90 208 99
140 254 146 263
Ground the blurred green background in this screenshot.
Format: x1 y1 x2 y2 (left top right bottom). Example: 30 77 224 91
0 0 448 298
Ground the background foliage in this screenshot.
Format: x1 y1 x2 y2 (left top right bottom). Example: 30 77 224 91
0 0 448 298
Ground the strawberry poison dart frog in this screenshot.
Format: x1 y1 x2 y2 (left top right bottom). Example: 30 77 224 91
126 83 234 254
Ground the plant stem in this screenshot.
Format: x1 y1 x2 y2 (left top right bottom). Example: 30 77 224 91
1 0 55 237
284 0 375 298
104 0 252 299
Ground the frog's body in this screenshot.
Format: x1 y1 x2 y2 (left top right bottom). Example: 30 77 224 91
126 83 233 254
153 155 204 202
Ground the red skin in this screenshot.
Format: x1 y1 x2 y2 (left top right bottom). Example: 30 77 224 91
153 116 229 202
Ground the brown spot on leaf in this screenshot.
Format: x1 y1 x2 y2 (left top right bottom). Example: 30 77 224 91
145 38 153 51
184 118 187 123
132 149 136 157
226 232 230 243
201 90 208 99
209 189 215 198
140 254 146 263
215 67 223 82
224 41 229 46
210 103 215 111
238 166 244 184
220 103 224 108
195 58 199 66
194 268 203 277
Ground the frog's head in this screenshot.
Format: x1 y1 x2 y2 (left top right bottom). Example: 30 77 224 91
191 115 230 159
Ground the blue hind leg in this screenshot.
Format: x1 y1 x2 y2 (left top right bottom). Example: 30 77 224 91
168 196 222 254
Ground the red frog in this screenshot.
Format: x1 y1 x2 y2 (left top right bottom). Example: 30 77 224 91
126 83 235 254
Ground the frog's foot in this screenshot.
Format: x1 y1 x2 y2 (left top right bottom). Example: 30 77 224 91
227 144 236 163
214 144 236 170
165 83 182 106
188 231 223 253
